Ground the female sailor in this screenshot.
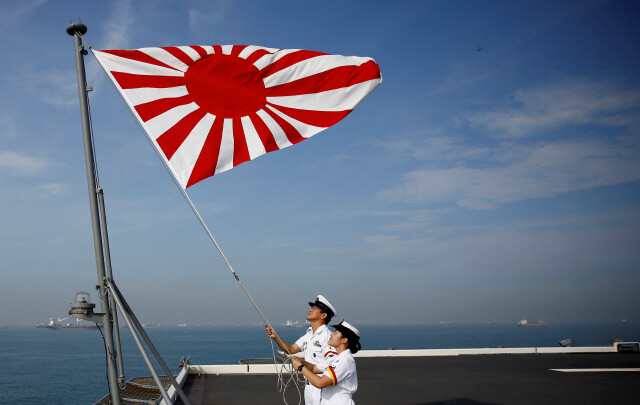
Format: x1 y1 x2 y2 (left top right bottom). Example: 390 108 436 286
291 320 361 405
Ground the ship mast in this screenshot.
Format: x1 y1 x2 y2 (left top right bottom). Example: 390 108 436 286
66 21 122 405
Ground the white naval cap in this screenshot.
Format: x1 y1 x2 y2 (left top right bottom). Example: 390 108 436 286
332 319 362 353
308 294 336 317
333 319 360 337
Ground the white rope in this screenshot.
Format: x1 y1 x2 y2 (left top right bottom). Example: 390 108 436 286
269 339 305 405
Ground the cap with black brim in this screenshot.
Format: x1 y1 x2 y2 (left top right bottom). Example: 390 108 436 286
332 320 362 353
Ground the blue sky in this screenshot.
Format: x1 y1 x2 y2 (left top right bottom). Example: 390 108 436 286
1 0 639 326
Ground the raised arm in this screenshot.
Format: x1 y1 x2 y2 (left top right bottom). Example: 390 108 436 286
265 325 301 354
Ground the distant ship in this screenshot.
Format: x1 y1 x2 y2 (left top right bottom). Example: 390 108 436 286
517 319 550 327
285 320 306 328
40 317 97 330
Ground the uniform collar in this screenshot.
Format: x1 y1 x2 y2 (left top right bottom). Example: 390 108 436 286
311 323 328 335
337 349 354 359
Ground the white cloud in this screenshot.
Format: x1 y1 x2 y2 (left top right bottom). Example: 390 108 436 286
423 62 496 99
0 0 46 33
0 150 48 175
378 132 491 162
359 208 640 274
24 0 135 110
374 209 444 231
21 0 136 110
188 0 230 33
379 78 640 209
82 0 136 89
38 182 68 198
99 0 135 50
260 238 292 248
25 69 79 109
380 136 640 209
467 78 640 137
303 246 362 255
0 113 18 139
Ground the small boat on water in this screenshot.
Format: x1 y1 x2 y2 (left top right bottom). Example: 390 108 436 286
518 319 550 327
285 320 306 328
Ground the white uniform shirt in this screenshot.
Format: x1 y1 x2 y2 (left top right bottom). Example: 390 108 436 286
294 324 335 405
294 324 335 369
320 350 358 405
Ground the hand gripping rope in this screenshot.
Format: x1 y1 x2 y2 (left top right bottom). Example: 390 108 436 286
81 33 306 405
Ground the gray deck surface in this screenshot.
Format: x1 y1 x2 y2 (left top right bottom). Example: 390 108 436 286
176 353 639 405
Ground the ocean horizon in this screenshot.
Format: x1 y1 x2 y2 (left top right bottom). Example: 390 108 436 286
1 321 638 404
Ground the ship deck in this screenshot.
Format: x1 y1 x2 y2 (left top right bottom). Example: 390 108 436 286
100 346 640 405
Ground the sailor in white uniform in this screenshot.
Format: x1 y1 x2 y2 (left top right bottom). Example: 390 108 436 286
291 320 361 405
266 295 337 405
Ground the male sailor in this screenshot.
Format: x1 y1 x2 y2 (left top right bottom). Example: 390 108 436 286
266 295 337 405
291 320 361 405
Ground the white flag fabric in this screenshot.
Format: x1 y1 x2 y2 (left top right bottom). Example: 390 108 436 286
93 45 381 188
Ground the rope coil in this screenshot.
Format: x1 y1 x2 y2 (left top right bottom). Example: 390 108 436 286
269 338 305 405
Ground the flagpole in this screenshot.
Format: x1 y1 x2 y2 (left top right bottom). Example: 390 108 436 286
66 22 122 405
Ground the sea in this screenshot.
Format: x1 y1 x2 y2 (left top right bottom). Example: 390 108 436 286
0 322 638 404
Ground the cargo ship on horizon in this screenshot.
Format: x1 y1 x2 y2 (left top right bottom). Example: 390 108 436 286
518 319 550 327
38 317 97 330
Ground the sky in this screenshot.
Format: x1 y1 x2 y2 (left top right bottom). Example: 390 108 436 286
1 0 639 326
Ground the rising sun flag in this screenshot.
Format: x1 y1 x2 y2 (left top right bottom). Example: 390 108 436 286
93 45 382 188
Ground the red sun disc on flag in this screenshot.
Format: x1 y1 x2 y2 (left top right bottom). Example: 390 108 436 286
185 54 267 118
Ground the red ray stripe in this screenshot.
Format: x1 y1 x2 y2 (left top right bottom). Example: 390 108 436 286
245 49 272 65
111 72 185 89
267 104 351 128
230 45 248 57
191 45 208 58
267 60 381 97
134 94 193 122
186 117 224 188
101 49 181 72
260 50 328 78
156 108 208 160
163 46 198 67
232 119 250 167
248 113 280 153
263 106 305 144
213 45 223 55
